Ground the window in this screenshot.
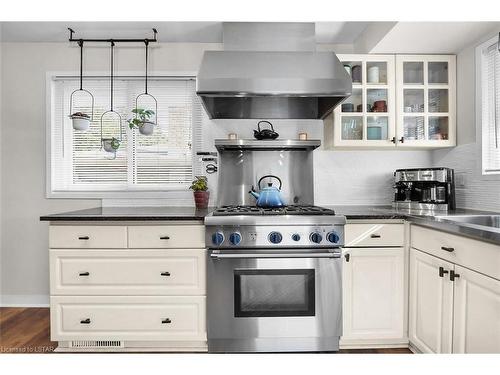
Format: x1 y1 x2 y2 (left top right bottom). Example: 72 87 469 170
479 35 500 175
48 75 203 197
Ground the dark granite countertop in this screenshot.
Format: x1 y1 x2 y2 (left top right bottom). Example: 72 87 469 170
40 205 500 245
326 205 500 245
40 206 213 221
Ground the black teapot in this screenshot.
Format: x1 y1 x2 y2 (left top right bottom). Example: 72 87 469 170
253 120 279 140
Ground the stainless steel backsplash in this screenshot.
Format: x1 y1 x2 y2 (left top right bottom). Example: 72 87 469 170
217 149 315 207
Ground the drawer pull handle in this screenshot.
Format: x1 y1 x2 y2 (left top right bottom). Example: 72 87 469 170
162 318 172 324
439 267 449 278
450 270 460 281
344 253 350 262
80 318 91 324
79 272 90 276
78 236 90 240
160 236 170 240
441 246 455 252
370 234 381 238
160 272 171 276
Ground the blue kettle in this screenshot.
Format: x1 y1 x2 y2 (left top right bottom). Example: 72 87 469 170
249 175 285 208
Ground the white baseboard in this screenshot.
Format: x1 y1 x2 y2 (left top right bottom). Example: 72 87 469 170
0 294 49 307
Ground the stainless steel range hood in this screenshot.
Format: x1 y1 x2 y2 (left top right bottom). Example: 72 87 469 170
196 23 352 120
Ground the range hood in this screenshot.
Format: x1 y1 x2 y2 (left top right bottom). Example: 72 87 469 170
196 23 352 120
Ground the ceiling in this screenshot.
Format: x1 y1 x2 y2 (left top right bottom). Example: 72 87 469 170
371 22 500 53
0 21 370 44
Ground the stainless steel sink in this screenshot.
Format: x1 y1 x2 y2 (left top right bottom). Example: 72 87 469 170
435 215 500 229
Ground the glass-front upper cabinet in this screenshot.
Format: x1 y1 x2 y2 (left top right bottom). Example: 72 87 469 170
396 55 456 147
332 55 396 148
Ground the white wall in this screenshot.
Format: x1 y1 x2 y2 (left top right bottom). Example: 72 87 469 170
1 41 433 305
0 42 224 305
432 29 500 211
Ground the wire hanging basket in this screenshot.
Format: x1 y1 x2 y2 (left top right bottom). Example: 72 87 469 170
69 39 94 131
100 42 123 160
129 40 158 136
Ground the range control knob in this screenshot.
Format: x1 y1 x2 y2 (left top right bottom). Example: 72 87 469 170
268 232 283 244
310 232 323 244
229 232 242 246
211 231 224 246
327 231 340 244
291 233 301 242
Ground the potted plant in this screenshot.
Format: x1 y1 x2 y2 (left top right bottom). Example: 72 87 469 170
102 137 121 153
190 176 210 209
127 108 156 136
69 112 91 131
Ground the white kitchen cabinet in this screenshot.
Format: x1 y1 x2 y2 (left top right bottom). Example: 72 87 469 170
50 249 206 296
452 265 500 353
51 295 206 342
324 54 456 150
326 54 397 148
409 248 454 353
396 55 456 148
342 247 405 345
48 222 207 352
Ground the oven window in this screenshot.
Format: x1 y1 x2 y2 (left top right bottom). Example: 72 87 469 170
234 269 315 317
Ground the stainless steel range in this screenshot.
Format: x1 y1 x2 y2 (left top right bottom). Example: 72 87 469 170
205 205 345 353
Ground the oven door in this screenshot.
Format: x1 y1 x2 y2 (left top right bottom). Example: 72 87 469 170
207 249 342 352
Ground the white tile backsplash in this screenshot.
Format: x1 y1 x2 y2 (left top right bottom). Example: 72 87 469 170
432 143 500 211
314 149 433 206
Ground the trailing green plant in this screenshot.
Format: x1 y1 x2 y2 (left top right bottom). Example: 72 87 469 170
189 176 208 192
110 137 121 150
127 108 155 129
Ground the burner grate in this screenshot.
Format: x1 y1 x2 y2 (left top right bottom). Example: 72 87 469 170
212 205 335 216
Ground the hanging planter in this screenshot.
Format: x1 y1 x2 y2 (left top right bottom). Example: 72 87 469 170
102 137 121 153
69 112 91 131
69 40 94 131
127 108 156 135
100 42 123 160
129 40 158 136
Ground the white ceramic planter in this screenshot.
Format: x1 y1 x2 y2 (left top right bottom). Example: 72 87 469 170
71 116 91 131
102 138 120 153
139 121 155 136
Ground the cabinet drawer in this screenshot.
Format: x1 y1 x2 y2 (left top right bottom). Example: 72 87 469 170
128 225 205 249
345 223 404 247
50 249 206 295
411 225 500 280
49 226 127 249
50 296 206 341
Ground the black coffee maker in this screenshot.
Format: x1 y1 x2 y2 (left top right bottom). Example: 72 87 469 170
393 167 456 211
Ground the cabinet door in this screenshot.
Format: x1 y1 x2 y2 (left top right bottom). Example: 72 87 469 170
409 248 454 353
342 247 405 342
452 265 500 353
396 55 456 148
331 54 396 148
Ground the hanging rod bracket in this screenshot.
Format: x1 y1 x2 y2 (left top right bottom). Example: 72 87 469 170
68 28 158 44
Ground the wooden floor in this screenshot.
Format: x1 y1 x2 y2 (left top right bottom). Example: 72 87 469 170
0 308 411 354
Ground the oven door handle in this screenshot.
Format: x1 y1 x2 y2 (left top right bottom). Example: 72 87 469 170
210 252 341 259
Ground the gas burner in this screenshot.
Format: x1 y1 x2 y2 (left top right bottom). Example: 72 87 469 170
212 205 335 216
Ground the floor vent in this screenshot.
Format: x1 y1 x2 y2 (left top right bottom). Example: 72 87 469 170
70 340 124 349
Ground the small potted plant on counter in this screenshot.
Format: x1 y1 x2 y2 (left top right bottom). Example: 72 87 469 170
127 108 156 136
69 112 91 131
190 176 210 209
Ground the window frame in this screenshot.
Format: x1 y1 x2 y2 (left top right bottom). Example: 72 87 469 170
476 34 500 179
45 70 202 199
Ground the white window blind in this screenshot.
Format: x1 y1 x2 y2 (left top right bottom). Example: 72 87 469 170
481 37 500 174
49 76 203 196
